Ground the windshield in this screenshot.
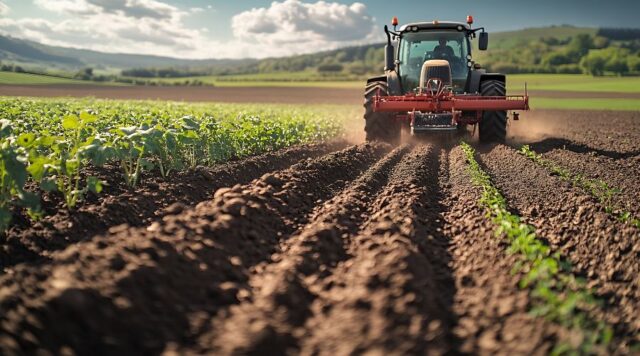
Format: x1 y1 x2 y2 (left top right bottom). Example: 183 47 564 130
398 31 470 93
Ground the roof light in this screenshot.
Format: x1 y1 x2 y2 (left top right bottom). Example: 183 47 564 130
392 16 398 26
433 20 439 25
466 15 473 25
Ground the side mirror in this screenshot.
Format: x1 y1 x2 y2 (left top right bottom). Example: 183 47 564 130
479 32 489 51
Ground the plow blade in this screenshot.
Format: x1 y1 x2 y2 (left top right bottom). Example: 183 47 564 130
374 94 529 112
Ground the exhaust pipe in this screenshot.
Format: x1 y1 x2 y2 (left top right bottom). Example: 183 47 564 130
384 25 395 71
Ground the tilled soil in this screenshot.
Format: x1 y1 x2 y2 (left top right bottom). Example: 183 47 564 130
479 145 639 350
0 110 639 354
1 141 347 273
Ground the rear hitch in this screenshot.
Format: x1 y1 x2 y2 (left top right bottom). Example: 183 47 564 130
512 112 520 121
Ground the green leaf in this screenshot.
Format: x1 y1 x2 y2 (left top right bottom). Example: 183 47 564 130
0 206 12 231
62 115 80 130
140 158 155 171
0 119 13 138
86 176 103 194
4 152 28 187
27 156 48 181
17 133 36 148
119 126 139 136
181 116 199 130
40 177 57 192
38 135 61 147
79 111 97 124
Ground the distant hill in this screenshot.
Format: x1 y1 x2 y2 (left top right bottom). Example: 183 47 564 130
0 34 257 74
0 36 83 67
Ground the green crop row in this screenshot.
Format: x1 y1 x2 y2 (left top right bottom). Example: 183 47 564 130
0 98 343 231
519 145 640 229
460 142 612 355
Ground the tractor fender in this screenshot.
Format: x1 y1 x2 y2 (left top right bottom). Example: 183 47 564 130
466 71 506 94
366 71 402 96
366 75 387 85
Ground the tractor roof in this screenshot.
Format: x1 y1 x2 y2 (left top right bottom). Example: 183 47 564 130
398 21 471 32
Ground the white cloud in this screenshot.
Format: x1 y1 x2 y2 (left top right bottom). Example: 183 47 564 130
232 0 377 47
0 1 9 15
89 0 177 20
0 0 380 59
2 0 209 57
34 0 177 19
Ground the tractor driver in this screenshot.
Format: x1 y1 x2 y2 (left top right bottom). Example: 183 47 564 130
433 38 455 59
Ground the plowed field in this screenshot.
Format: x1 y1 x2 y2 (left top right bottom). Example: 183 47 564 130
1 110 639 354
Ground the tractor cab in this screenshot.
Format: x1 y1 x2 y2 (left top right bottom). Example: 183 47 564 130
396 25 472 93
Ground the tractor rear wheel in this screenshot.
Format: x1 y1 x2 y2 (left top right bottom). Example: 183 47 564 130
479 80 507 143
364 81 401 144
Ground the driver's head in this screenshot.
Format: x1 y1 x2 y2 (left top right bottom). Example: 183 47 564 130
439 39 447 46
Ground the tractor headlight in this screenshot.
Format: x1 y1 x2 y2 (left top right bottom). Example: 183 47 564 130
467 62 472 67
467 54 472 60
457 25 463 31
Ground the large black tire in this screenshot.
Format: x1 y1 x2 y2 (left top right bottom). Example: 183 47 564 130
479 80 507 143
364 80 401 144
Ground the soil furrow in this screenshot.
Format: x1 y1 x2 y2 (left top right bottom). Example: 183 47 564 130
199 145 411 355
0 143 389 355
441 146 559 354
298 144 456 355
478 144 640 350
539 148 640 217
0 141 347 273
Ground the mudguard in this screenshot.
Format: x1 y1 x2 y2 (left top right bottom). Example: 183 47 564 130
466 70 506 94
366 71 403 96
366 75 386 85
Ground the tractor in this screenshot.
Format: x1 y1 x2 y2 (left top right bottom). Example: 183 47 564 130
364 16 529 144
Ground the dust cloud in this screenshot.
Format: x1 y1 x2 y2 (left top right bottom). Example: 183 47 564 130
508 110 562 144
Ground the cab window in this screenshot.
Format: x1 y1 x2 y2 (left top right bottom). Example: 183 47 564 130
398 30 469 92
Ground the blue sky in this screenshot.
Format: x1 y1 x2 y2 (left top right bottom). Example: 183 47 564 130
0 0 638 59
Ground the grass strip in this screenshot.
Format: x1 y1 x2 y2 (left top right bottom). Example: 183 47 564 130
460 142 613 354
528 98 640 111
519 145 640 229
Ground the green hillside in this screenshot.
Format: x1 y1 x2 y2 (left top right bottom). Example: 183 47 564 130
488 26 598 49
0 34 257 73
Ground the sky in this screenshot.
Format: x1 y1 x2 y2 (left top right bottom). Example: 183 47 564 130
0 0 638 59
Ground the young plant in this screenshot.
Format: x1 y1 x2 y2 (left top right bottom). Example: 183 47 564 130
0 120 41 231
146 125 184 177
112 125 158 187
44 113 105 208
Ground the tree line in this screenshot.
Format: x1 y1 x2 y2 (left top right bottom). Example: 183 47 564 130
478 31 640 76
